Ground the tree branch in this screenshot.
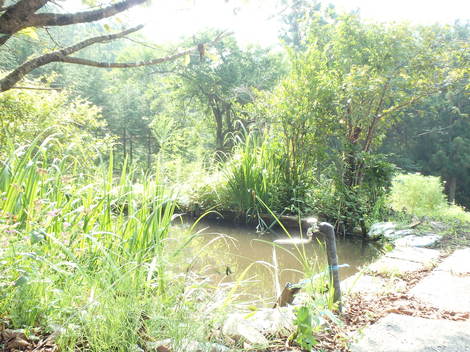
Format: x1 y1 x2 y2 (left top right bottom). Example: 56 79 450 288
60 31 231 69
0 0 49 34
61 48 196 68
30 0 146 28
0 25 143 92
0 34 11 46
0 27 232 93
363 77 392 152
0 0 145 36
11 85 62 90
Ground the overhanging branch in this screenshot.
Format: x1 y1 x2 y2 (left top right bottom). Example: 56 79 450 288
0 0 145 38
0 25 144 92
62 31 232 67
30 0 146 28
0 28 232 93
11 85 62 90
61 48 196 68
0 34 11 46
0 0 49 34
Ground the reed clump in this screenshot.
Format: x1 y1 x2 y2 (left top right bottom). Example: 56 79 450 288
0 138 224 351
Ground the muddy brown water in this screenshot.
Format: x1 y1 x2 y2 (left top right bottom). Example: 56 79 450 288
173 220 381 304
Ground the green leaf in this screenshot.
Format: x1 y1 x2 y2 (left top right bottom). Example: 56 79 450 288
182 54 190 66
205 52 220 63
18 27 38 40
15 275 29 287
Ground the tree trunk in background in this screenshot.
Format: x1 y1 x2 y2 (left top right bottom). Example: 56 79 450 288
129 135 133 163
447 176 457 203
342 137 367 236
214 110 224 156
147 130 152 171
122 128 127 160
209 96 225 158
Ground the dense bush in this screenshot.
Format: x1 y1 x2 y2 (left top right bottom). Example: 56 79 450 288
389 174 447 215
0 88 111 165
389 173 470 222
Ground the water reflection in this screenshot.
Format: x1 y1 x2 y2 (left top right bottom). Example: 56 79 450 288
173 220 380 303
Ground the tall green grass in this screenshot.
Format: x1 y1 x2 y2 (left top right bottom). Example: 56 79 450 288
0 138 217 351
222 133 283 218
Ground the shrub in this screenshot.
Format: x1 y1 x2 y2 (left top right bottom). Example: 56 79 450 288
0 88 111 165
389 174 447 216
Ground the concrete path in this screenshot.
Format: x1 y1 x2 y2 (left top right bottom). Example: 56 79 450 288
348 248 470 352
351 313 470 352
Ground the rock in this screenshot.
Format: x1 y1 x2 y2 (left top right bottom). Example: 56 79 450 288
429 221 448 232
222 307 296 345
367 257 425 274
394 234 441 248
222 314 269 346
408 249 470 312
148 339 230 352
292 291 311 306
436 248 470 275
341 273 407 295
368 223 422 241
383 229 414 240
245 307 296 336
409 270 470 312
156 345 171 352
181 340 230 352
147 339 172 352
368 222 396 240
384 247 440 265
350 313 470 352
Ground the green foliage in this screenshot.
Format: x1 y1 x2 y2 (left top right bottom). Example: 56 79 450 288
187 132 287 220
390 174 447 216
440 204 470 223
0 88 111 165
389 174 470 222
157 33 287 155
251 10 466 231
382 68 470 207
293 306 318 350
291 265 341 352
189 130 318 220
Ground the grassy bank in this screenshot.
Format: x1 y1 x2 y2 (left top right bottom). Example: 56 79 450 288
0 139 229 351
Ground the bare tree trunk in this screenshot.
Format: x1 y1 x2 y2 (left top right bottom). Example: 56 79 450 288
147 130 152 171
122 128 127 160
212 105 224 156
0 25 229 92
216 118 223 153
129 134 133 163
447 176 457 203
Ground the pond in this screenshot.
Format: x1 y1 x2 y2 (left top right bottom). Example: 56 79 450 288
173 219 381 305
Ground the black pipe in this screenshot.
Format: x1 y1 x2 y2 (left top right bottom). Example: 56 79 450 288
319 222 342 311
